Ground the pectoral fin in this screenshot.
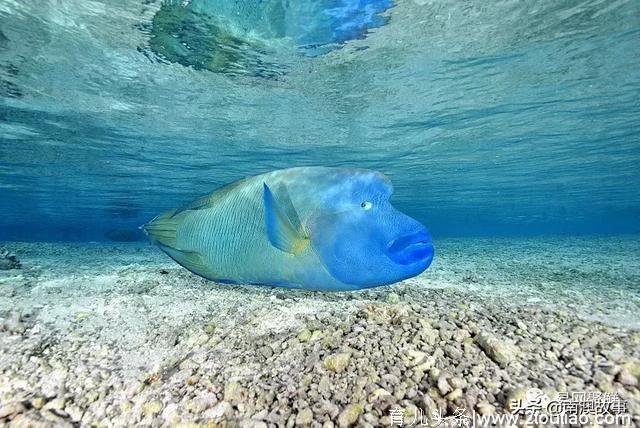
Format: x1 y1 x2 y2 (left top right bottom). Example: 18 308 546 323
263 183 309 255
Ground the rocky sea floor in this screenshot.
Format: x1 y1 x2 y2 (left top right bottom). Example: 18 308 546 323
0 236 639 427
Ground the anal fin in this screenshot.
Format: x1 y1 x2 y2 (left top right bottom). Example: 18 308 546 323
159 245 216 279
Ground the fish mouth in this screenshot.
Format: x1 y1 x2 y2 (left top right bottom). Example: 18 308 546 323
386 230 434 266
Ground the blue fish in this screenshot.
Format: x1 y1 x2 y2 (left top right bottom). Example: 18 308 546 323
144 167 434 290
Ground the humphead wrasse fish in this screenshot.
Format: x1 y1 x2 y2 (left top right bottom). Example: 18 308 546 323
144 167 434 291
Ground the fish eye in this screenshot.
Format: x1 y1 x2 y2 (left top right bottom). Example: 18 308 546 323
361 201 373 210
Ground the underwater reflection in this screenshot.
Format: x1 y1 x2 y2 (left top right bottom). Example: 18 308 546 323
147 0 393 77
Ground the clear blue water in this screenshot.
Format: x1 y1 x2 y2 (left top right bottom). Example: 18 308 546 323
1 0 639 242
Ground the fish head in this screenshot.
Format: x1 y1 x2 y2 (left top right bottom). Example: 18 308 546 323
307 169 434 288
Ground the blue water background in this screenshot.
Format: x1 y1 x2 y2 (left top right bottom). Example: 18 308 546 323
1 0 639 242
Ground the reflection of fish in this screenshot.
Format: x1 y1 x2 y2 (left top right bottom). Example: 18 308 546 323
147 0 394 77
144 167 433 290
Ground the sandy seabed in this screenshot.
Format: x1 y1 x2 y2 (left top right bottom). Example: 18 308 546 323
0 236 639 427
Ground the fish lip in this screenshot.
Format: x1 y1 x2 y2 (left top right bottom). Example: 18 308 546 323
387 230 434 266
387 229 431 251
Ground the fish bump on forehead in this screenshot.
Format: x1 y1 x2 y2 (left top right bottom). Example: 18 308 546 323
318 169 393 204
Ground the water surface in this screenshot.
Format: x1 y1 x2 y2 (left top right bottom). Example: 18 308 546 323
1 0 639 241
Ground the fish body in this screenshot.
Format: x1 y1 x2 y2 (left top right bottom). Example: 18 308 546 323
144 167 434 291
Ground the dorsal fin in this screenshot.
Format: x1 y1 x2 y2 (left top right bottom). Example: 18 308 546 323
180 178 248 212
263 183 309 256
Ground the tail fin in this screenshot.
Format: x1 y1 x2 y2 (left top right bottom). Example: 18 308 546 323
143 209 179 248
143 209 217 280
